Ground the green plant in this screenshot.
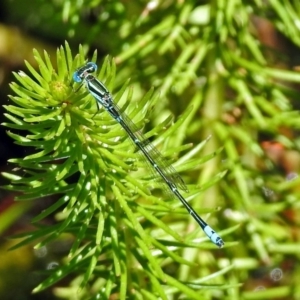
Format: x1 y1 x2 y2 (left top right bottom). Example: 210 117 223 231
2 43 229 299
3 1 300 299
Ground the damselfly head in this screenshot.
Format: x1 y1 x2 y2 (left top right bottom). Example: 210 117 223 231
73 62 98 83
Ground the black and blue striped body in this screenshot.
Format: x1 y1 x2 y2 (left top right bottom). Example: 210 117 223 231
73 62 224 248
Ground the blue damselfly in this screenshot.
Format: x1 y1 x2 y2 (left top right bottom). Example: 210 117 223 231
73 62 224 248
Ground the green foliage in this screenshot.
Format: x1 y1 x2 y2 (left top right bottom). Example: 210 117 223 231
2 43 228 299
3 0 300 299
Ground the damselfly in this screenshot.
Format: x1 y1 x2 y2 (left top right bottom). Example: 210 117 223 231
73 62 224 248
